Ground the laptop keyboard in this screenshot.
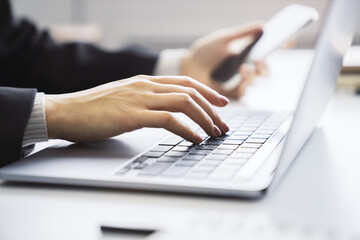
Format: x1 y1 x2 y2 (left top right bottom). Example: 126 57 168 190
115 111 289 181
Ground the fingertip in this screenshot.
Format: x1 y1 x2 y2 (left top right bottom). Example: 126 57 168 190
214 125 221 136
221 122 230 133
253 21 264 30
193 134 203 144
219 96 229 106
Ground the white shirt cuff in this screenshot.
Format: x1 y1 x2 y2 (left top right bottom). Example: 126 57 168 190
153 49 187 76
22 92 48 147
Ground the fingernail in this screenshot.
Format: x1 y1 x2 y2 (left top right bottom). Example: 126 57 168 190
220 96 229 105
194 134 203 144
214 125 221 136
221 122 230 133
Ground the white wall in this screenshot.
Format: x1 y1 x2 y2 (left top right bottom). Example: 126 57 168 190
11 0 355 51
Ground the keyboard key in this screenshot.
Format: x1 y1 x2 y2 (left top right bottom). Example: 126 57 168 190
212 149 234 155
223 140 243 145
242 123 261 128
133 156 148 163
230 153 253 159
175 160 198 167
179 141 195 147
224 158 248 165
125 162 139 169
157 156 179 163
192 165 217 172
203 138 223 145
241 143 262 149
216 134 230 140
235 130 253 135
251 134 271 139
246 138 267 144
228 127 238 132
185 167 214 179
228 136 248 141
182 155 205 161
195 145 217 150
150 145 173 152
210 168 238 181
172 146 192 152
205 154 228 161
235 148 257 154
217 144 238 150
255 130 274 135
238 127 258 131
162 166 192 177
189 149 211 155
142 151 164 158
198 160 221 166
140 162 172 176
159 135 183 146
165 151 188 157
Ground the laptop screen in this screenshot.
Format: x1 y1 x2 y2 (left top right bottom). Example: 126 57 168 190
270 0 360 189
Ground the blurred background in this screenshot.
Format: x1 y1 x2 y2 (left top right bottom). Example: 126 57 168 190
11 0 360 51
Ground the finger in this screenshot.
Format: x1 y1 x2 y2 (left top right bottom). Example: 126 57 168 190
150 82 229 133
281 37 297 49
221 21 263 43
146 91 224 137
227 66 256 99
150 76 229 107
254 61 269 76
234 81 248 99
239 64 256 85
141 111 203 144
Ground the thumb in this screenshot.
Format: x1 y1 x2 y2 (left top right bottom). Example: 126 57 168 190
222 21 263 43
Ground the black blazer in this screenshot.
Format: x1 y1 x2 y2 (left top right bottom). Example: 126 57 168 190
0 0 159 166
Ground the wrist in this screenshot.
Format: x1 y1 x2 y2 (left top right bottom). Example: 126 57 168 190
154 49 188 76
45 95 62 139
180 50 192 76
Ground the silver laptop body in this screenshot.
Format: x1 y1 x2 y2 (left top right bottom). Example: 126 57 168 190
0 0 359 198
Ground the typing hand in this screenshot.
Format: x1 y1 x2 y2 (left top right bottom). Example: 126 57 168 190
181 22 268 99
44 75 230 144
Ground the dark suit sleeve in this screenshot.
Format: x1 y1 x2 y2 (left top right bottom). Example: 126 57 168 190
0 87 36 167
0 0 159 94
0 0 159 166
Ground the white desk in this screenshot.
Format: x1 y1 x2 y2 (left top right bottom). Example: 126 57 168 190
1 50 360 240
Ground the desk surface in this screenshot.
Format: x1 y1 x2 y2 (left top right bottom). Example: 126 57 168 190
1 50 360 240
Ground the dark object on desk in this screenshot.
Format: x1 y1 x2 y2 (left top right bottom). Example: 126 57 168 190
101 225 155 240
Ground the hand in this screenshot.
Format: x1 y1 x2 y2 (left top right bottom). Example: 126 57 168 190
45 75 230 144
181 22 269 99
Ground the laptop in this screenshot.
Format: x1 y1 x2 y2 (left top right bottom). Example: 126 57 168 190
0 0 359 198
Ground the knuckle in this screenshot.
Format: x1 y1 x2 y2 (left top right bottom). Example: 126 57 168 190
186 87 199 98
134 74 148 79
131 79 151 88
179 94 193 106
161 112 174 125
180 76 194 86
